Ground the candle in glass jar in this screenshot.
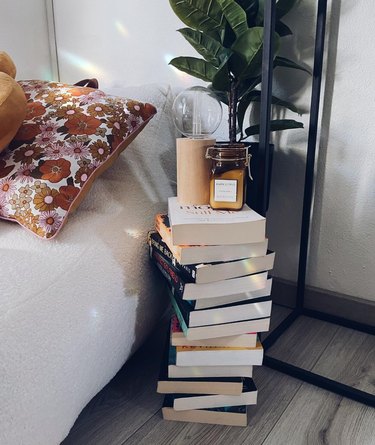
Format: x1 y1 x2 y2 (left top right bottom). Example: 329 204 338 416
206 143 249 210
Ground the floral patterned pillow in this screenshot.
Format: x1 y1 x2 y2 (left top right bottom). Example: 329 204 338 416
0 80 156 239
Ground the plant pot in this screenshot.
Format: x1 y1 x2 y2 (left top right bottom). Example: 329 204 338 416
245 142 274 215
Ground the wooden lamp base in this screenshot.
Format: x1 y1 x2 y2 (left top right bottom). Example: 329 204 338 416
176 137 215 205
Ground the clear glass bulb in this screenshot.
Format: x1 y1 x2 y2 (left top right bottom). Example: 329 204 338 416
172 86 222 139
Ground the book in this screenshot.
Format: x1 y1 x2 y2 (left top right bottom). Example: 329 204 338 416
170 288 270 340
168 363 253 379
157 340 245 395
155 214 268 265
195 278 273 310
175 342 264 367
168 197 266 246
162 397 248 426
158 373 245 395
168 340 253 378
172 378 257 411
149 230 275 284
170 287 272 327
151 248 268 300
170 314 257 347
169 284 271 328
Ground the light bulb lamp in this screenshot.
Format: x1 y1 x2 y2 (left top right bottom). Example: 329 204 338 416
172 86 222 205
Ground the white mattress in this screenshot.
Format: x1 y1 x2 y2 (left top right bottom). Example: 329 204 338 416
0 84 177 445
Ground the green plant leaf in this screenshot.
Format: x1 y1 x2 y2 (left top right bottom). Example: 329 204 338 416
216 0 248 37
245 119 304 136
237 90 299 139
231 27 264 78
246 90 300 113
274 56 311 75
223 21 237 47
212 61 231 92
275 20 293 36
178 28 231 67
169 57 218 82
237 0 259 26
236 80 262 137
169 0 226 41
223 0 258 46
238 76 262 98
237 95 252 139
208 85 229 105
231 27 280 79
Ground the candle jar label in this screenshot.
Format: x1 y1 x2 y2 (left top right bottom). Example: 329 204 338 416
214 179 237 202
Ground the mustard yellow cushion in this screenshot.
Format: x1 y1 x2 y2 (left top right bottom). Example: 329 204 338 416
0 80 156 239
0 73 27 152
0 51 17 78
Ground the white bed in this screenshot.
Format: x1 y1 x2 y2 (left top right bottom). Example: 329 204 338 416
0 84 177 445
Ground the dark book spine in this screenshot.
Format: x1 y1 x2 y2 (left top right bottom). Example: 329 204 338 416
167 285 193 329
150 248 186 299
149 232 197 282
242 377 257 392
168 342 177 366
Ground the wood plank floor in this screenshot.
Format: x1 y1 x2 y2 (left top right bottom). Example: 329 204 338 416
63 306 375 445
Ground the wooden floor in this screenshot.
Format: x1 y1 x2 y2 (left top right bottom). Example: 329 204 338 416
63 306 375 445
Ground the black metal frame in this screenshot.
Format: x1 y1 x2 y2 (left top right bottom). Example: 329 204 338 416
257 0 375 407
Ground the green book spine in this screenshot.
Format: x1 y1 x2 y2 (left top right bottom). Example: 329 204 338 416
168 286 189 336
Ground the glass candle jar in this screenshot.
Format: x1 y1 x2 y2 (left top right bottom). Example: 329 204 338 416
206 143 249 210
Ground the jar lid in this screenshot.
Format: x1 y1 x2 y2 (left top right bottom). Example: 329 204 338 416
206 143 248 162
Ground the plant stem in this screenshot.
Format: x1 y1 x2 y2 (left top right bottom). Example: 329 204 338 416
228 77 238 143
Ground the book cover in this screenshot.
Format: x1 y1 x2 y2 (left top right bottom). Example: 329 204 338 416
175 342 264 367
148 230 197 281
149 230 275 284
170 314 257 348
150 247 187 301
172 378 257 411
169 286 271 340
157 337 245 395
168 197 266 246
168 340 254 379
194 278 273 310
166 282 272 328
188 297 272 327
151 247 268 301
192 252 275 284
155 213 268 265
162 396 248 426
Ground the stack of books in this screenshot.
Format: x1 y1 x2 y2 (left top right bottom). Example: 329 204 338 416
149 197 274 426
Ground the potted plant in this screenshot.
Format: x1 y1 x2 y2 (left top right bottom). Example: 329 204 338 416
169 0 310 210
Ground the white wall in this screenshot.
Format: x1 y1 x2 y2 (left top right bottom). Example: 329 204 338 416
0 0 54 80
268 0 375 302
307 0 375 299
53 0 202 89
12 0 375 302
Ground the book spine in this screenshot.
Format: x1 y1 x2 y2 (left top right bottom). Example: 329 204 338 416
155 214 172 241
169 291 189 337
174 262 197 282
171 314 182 335
150 248 186 299
155 214 186 258
149 233 197 281
168 343 177 366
